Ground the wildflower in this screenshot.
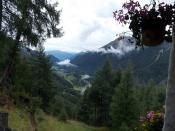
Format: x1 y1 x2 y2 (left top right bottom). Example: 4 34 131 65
147 111 154 120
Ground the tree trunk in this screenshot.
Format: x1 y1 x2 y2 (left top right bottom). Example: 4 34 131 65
29 112 37 131
0 0 2 30
0 31 21 87
163 25 175 131
0 44 18 87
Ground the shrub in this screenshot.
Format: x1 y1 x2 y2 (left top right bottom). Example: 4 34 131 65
140 111 164 131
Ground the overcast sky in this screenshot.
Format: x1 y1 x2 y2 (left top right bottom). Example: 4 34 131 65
45 0 171 52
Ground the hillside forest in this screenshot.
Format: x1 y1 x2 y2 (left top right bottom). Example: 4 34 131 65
0 0 170 131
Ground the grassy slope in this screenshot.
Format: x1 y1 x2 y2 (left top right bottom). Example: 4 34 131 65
0 107 108 131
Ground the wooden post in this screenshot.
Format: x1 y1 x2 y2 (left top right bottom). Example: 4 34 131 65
0 112 11 131
0 113 8 128
163 25 175 131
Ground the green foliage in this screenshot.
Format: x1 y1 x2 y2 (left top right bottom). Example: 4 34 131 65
78 61 121 126
59 107 68 122
5 45 82 124
50 73 81 119
78 90 91 122
140 111 164 131
138 81 166 115
0 34 15 77
0 0 62 88
114 1 174 45
1 0 62 46
30 46 54 111
118 123 130 131
35 109 45 122
139 81 158 113
110 68 139 130
7 45 55 117
77 61 166 130
49 95 64 116
0 0 114 128
0 107 103 131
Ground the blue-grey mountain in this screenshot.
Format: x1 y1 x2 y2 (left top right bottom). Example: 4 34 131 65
71 37 170 83
47 50 77 61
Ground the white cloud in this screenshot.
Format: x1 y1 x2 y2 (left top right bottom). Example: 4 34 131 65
81 75 90 80
45 0 172 52
57 59 76 67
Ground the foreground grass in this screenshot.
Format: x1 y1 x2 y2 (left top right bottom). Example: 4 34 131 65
0 107 109 131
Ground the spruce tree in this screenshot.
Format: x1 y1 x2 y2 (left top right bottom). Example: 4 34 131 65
78 61 121 126
30 45 54 111
138 81 166 115
78 90 91 123
110 68 139 130
89 61 114 126
141 81 159 113
0 0 62 87
12 45 54 114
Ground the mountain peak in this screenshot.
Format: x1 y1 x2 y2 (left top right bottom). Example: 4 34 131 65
96 36 136 55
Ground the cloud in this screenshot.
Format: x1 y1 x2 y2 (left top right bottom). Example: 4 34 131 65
45 0 171 52
79 21 101 41
81 75 90 80
57 59 76 67
45 0 128 52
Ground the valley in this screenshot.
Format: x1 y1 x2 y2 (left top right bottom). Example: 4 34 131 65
49 37 170 86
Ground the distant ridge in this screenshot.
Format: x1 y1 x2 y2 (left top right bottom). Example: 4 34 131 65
46 50 77 61
70 37 170 83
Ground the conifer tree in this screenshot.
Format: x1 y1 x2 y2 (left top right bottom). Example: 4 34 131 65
110 68 139 130
30 45 54 111
142 81 159 112
0 0 62 87
138 81 166 115
78 61 121 126
78 90 91 123
12 45 54 130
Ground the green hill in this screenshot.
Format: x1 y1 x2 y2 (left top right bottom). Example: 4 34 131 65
0 107 109 131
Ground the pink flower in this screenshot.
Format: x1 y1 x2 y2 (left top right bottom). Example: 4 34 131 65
147 111 154 119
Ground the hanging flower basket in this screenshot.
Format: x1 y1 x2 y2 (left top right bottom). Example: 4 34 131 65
113 1 174 47
141 17 166 46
